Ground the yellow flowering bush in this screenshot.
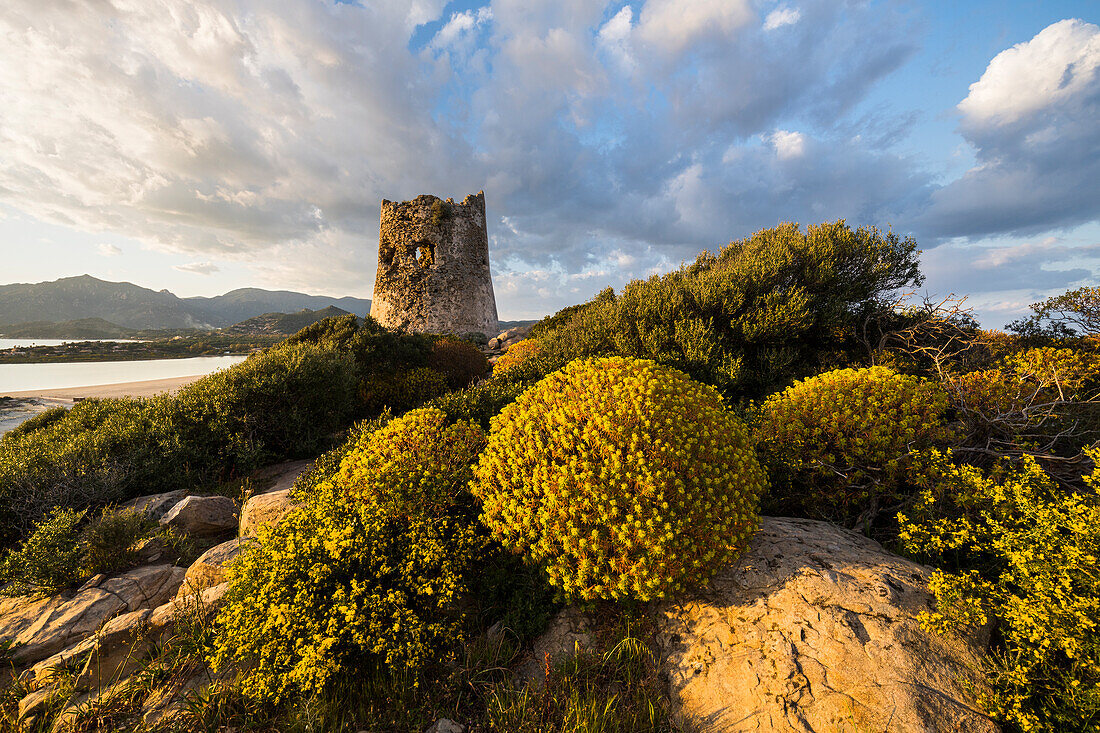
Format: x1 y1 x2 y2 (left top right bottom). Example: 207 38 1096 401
335 408 486 516
754 366 952 522
493 339 544 375
898 451 1100 731
211 492 484 702
471 356 765 602
1003 345 1100 398
211 409 488 702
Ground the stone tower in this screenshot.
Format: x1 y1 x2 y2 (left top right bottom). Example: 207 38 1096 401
370 191 499 335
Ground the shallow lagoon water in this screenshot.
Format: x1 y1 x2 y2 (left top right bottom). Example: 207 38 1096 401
0 355 246 394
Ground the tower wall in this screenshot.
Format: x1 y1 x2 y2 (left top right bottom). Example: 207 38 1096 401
370 191 499 335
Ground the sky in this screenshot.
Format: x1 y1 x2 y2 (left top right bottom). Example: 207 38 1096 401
0 0 1098 327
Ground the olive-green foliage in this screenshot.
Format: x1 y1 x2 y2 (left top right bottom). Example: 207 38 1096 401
212 478 486 703
286 313 434 378
0 507 156 596
1009 285 1100 338
0 341 357 549
473 357 765 602
334 408 486 517
0 406 68 444
429 336 491 389
0 507 85 595
754 366 952 525
170 343 357 471
427 379 528 431
359 366 450 415
0 398 172 547
898 451 1100 732
534 221 922 400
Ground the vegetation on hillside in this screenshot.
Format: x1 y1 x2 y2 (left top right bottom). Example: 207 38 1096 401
1 221 1098 732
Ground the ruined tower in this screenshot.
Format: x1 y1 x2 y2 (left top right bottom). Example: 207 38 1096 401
370 191 499 336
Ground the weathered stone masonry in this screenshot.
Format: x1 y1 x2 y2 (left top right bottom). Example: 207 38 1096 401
370 191 499 335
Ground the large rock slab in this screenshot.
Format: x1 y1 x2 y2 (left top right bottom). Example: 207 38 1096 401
119 490 188 520
239 489 294 538
657 517 998 733
0 564 184 666
160 495 238 537
177 538 241 598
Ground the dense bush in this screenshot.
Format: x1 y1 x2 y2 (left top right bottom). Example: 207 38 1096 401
334 408 485 517
472 357 765 602
533 221 922 400
492 339 544 375
754 366 952 524
898 452 1100 731
212 470 486 702
0 507 165 596
0 342 357 549
429 336 490 389
170 343 357 471
1003 346 1100 399
426 379 528 431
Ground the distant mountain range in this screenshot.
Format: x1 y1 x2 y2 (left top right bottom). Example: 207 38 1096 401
221 306 353 336
0 275 371 332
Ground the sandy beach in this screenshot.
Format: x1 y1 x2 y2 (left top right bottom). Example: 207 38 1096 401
1 374 205 400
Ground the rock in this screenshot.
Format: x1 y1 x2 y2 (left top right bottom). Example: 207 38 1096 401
239 489 294 539
657 517 999 733
149 582 230 641
71 609 156 690
2 565 185 666
513 607 593 687
425 719 466 733
141 673 208 728
18 684 59 720
119 489 188 520
29 609 151 685
160 495 238 537
248 459 314 495
177 539 241 598
487 337 501 350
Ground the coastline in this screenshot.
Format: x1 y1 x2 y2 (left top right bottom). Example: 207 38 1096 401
1 374 206 400
0 375 206 437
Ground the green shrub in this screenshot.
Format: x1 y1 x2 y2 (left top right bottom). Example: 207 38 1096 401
472 356 765 602
898 452 1100 731
0 398 173 547
170 343 357 471
0 406 68 444
81 508 152 577
0 507 167 596
427 380 527 431
533 221 922 400
359 367 449 415
211 486 486 703
0 508 85 596
429 337 490 389
754 366 952 524
334 408 485 517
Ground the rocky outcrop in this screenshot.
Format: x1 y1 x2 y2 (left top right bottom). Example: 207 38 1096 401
513 607 593 687
159 495 238 537
656 517 998 733
120 490 188 520
487 325 533 353
0 564 185 666
239 489 294 539
177 539 241 598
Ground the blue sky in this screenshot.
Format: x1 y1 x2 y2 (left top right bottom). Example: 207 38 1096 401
0 0 1098 326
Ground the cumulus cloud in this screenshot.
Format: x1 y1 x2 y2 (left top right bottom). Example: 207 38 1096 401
764 6 802 31
174 261 221 276
921 236 1100 297
16 0 1096 320
921 19 1100 239
97 243 122 257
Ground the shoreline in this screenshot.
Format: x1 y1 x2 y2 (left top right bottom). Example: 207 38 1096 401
1 374 206 400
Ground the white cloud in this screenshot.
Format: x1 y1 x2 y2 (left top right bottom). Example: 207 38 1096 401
922 19 1100 239
764 6 801 31
958 19 1100 128
97 243 122 257
431 6 492 51
597 6 635 72
770 130 805 160
174 261 220 275
636 0 754 56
